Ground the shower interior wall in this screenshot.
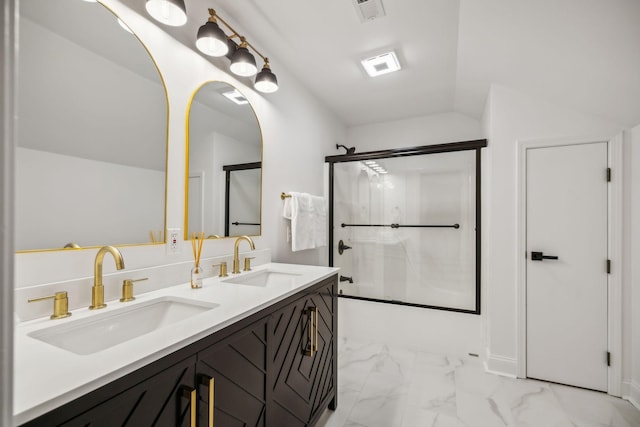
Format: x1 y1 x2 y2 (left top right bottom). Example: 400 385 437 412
332 150 478 312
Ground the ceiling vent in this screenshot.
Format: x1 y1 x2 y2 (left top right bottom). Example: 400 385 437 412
352 0 386 23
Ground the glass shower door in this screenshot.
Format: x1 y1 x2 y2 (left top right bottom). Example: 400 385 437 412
330 146 481 313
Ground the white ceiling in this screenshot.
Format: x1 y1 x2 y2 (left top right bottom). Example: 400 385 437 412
175 0 640 128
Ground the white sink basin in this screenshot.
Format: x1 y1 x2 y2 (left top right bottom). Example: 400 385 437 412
222 269 302 287
28 297 218 355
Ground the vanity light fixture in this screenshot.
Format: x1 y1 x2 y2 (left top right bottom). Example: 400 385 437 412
361 50 401 77
195 9 229 57
145 0 187 27
195 8 279 93
229 37 258 77
254 58 278 93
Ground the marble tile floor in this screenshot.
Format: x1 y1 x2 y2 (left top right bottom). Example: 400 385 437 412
316 338 640 427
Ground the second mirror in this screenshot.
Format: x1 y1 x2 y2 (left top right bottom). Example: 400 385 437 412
186 82 262 239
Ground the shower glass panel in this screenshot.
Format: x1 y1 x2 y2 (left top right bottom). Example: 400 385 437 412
328 142 484 313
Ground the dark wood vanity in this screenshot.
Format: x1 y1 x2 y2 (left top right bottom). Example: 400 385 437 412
22 275 337 427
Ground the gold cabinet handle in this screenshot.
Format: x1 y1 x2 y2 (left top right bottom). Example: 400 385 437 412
181 386 197 426
200 375 215 427
313 306 318 353
304 307 318 357
28 291 72 320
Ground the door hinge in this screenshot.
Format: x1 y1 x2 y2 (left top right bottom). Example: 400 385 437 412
607 259 611 274
607 168 612 182
607 351 611 366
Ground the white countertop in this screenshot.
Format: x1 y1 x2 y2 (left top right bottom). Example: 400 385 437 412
14 262 338 425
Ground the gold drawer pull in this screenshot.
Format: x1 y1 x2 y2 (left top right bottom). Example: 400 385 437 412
181 387 197 426
200 375 215 427
313 307 318 352
304 307 318 357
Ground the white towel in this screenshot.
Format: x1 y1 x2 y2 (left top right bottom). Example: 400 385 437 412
282 192 327 251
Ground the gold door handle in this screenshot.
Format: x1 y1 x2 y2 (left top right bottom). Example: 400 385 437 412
199 375 215 427
181 387 197 426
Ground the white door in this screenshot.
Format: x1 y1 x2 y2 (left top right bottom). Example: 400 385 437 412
526 142 608 391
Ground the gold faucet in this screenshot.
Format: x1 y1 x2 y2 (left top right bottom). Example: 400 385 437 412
232 235 255 274
90 245 125 310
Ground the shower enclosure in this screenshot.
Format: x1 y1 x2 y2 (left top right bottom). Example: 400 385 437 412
326 140 486 314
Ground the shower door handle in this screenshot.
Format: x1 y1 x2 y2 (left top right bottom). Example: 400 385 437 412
531 251 559 261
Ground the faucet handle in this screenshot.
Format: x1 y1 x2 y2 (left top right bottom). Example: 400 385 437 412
120 277 148 302
213 262 228 277
243 257 255 272
28 291 72 320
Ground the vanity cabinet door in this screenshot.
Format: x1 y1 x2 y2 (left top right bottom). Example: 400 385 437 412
268 277 337 427
55 355 197 427
196 317 268 427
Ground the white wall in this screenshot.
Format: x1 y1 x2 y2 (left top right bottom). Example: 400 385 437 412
18 16 166 170
482 84 631 379
16 148 164 250
630 125 640 407
15 0 345 287
338 111 485 354
346 112 483 151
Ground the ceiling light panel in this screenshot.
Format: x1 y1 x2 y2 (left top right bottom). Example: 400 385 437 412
361 51 401 77
352 0 386 23
221 89 248 105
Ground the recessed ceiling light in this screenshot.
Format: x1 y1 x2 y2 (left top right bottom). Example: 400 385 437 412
361 51 401 77
221 89 248 105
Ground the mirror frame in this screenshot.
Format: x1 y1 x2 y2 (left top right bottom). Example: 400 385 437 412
184 81 263 241
16 2 170 253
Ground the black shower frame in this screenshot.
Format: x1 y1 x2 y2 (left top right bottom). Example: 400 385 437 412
222 161 261 237
325 139 487 315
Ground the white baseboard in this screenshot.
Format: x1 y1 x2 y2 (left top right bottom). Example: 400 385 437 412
623 380 640 411
483 349 518 378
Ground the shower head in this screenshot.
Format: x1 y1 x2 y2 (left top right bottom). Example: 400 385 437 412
336 144 356 155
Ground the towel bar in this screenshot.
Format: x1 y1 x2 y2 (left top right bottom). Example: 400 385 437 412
281 192 292 200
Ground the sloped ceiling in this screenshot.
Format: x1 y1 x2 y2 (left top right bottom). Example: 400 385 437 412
178 0 640 127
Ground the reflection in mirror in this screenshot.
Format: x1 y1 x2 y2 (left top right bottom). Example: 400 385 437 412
223 162 261 236
16 0 167 251
186 82 262 239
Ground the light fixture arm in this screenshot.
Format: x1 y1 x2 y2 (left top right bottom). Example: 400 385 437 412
207 8 267 61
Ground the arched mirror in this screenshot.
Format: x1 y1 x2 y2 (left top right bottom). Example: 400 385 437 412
185 82 262 239
16 0 168 251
